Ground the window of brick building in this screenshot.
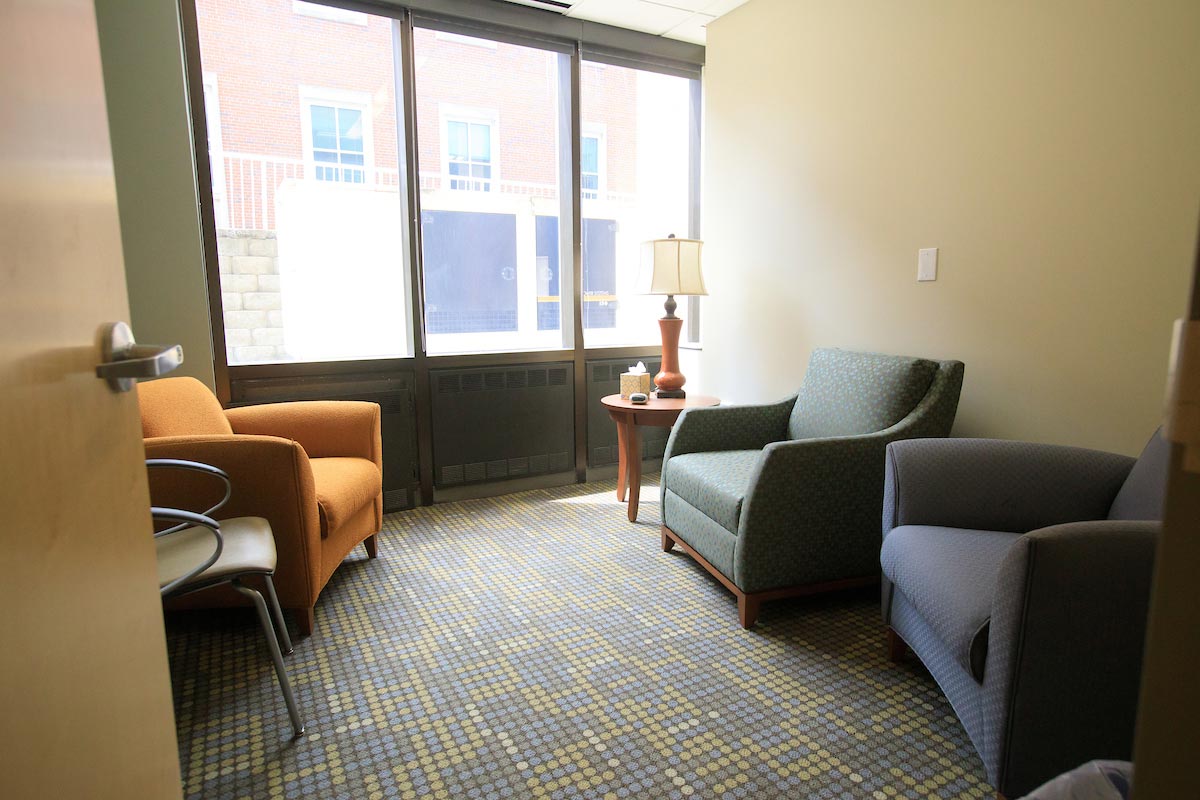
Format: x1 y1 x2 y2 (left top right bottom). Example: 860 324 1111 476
301 89 372 185
443 114 495 192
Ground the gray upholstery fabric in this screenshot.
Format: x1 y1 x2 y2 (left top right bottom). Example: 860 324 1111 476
788 349 937 440
883 438 1135 535
881 525 1020 682
1108 428 1170 521
881 433 1165 798
660 450 760 535
662 351 964 600
986 521 1159 796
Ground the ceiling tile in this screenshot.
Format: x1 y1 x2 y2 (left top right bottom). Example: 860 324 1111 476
662 12 716 45
701 0 750 17
567 0 693 36
643 0 713 12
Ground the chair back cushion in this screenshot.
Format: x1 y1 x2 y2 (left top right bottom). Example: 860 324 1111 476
1108 428 1169 520
788 349 938 439
137 377 233 438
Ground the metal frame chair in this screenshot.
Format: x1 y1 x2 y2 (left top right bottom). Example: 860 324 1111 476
150 459 305 738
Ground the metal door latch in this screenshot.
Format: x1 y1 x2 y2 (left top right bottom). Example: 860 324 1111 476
95 321 183 392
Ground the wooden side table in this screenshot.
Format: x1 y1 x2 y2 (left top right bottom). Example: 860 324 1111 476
601 392 720 522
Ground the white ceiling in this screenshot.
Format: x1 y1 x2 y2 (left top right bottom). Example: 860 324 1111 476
498 0 749 45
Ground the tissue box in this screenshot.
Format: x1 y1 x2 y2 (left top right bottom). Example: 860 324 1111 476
620 372 652 399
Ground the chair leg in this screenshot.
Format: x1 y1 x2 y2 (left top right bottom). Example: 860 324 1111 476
262 575 292 655
364 534 378 559
662 528 675 552
293 606 315 637
738 594 761 629
232 579 305 738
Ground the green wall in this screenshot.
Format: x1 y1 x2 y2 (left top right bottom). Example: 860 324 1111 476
95 0 215 389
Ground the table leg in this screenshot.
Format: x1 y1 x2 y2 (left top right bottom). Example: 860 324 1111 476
615 419 628 502
626 424 642 522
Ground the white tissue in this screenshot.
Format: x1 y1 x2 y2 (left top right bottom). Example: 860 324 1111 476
628 361 647 375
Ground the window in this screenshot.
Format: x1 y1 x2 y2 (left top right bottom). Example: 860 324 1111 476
580 62 695 347
193 0 700 368
444 115 494 192
414 28 569 355
291 0 367 26
301 89 371 184
195 6 411 365
581 124 605 200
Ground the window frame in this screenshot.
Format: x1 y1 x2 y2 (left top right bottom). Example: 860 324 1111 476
438 104 499 193
298 86 374 185
580 122 606 201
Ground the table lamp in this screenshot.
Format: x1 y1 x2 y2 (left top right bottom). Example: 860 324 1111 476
638 234 706 398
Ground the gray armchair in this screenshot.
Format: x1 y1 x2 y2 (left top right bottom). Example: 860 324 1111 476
660 348 964 627
880 431 1169 798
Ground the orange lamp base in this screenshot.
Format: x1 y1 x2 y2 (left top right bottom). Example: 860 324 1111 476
655 316 686 398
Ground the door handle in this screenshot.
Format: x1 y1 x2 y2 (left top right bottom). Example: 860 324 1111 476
95 321 184 392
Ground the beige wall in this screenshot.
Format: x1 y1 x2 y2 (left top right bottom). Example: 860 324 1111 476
95 0 216 389
701 0 1200 455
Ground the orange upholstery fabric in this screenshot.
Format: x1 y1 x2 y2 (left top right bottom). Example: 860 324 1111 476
137 378 382 635
226 401 380 461
310 457 382 539
137 377 234 437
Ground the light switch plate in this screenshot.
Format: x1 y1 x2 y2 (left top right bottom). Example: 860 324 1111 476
918 248 938 281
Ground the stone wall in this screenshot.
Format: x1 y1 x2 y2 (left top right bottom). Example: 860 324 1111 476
216 229 288 363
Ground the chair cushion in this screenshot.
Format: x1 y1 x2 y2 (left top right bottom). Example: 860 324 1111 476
310 457 382 539
881 525 1021 682
158 516 277 591
662 450 761 534
1108 428 1169 521
789 349 937 440
137 376 233 438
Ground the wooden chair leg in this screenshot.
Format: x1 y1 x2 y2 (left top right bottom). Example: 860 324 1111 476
364 534 378 559
293 606 315 638
738 594 761 629
887 627 908 662
662 528 675 552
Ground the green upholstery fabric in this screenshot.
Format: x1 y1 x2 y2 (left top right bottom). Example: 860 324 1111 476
661 349 964 603
662 489 737 579
661 450 761 535
788 349 937 440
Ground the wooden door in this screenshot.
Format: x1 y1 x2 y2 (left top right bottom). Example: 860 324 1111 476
0 1 184 797
1133 230 1200 797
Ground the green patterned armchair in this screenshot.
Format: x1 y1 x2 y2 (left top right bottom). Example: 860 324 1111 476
660 348 964 627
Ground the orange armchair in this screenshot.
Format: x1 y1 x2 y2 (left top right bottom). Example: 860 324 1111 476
137 377 382 635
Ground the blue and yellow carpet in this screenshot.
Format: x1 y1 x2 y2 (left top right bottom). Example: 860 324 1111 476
166 478 991 799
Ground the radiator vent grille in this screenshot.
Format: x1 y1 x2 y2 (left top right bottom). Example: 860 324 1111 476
431 362 574 489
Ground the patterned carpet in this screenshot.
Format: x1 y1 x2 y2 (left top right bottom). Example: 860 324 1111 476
166 477 992 799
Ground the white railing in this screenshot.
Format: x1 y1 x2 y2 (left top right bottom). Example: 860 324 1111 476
212 152 635 231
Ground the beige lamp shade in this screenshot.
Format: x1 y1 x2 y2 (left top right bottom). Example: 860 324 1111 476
638 238 707 296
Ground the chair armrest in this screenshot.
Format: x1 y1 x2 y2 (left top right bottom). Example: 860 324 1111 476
981 520 1159 796
663 397 795 461
883 438 1136 536
142 434 322 607
733 432 895 591
225 400 382 466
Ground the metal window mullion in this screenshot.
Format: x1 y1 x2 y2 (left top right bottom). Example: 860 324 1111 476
566 42 587 482
686 75 702 345
396 11 435 505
